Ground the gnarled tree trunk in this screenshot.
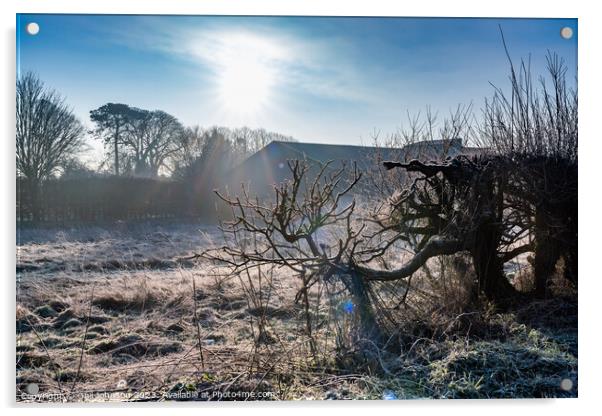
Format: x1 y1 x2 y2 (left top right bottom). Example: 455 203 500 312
471 220 515 303
348 271 382 343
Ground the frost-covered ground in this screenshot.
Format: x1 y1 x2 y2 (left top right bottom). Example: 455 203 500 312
16 220 577 402
17 221 221 275
16 220 324 402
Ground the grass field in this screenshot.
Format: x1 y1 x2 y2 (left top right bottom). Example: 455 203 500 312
16 221 578 401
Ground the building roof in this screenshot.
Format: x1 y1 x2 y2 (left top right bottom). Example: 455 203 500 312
222 139 479 196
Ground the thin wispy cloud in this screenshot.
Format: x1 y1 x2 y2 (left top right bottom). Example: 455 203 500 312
108 17 378 105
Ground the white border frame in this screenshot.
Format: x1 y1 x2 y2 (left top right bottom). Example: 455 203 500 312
2 1 600 415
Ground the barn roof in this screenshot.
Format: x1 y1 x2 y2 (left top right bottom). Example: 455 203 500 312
221 139 479 196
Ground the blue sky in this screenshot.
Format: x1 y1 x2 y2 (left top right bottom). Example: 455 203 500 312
17 15 577 159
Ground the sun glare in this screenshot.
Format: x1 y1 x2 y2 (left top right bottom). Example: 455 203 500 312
212 33 283 121
217 58 273 117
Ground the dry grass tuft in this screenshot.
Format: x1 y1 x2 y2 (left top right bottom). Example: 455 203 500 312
92 278 179 313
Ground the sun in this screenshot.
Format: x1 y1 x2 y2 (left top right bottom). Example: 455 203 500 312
212 33 281 121
216 57 273 118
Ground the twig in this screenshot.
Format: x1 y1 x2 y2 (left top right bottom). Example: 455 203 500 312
192 276 205 369
71 283 96 394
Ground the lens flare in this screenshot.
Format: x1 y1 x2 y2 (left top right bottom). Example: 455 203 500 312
342 299 355 314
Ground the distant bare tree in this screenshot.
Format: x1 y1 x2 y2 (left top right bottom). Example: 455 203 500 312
16 72 84 219
232 126 253 159
124 109 184 177
167 126 206 178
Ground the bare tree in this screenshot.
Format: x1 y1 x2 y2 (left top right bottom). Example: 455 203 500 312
203 160 391 344
167 125 206 178
201 156 534 356
129 110 184 177
91 105 185 178
378 156 522 301
480 48 578 296
16 72 85 220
